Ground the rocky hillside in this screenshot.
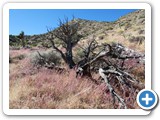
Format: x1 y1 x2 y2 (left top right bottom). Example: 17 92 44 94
9 9 145 109
9 9 145 52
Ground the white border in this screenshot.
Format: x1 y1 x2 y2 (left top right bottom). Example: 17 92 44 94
3 3 151 115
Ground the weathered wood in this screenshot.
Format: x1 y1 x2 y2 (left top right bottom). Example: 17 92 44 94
99 68 127 109
101 67 144 90
98 65 145 109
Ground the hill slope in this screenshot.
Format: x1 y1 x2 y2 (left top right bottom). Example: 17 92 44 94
9 9 145 109
9 9 145 52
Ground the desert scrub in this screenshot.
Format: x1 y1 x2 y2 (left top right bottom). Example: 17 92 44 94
117 30 124 35
124 23 132 30
30 50 61 67
106 26 113 31
14 54 26 60
129 36 145 45
73 48 85 63
30 41 38 47
9 54 26 63
41 42 51 48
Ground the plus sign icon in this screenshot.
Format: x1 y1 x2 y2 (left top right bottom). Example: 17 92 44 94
137 89 158 110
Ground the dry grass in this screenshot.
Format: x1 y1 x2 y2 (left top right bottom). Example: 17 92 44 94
9 48 142 109
9 10 145 109
9 49 113 109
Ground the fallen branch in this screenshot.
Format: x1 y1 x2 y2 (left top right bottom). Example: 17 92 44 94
76 46 111 77
99 68 127 109
102 66 144 90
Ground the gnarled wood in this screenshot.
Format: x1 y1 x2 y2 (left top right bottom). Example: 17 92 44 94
99 68 127 109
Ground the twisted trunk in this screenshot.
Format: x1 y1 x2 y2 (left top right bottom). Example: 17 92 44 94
66 40 75 68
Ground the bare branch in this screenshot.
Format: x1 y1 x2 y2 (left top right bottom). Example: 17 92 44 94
102 66 144 90
99 68 127 109
81 49 110 68
50 39 67 63
46 28 67 63
103 69 122 76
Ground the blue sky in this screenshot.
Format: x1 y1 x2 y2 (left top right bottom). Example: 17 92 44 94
9 9 137 35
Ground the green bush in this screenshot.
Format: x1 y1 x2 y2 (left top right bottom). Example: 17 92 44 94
74 48 85 63
31 42 38 47
30 50 61 67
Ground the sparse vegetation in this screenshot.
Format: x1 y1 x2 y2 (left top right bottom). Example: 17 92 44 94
9 53 26 63
129 36 145 45
9 9 145 109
